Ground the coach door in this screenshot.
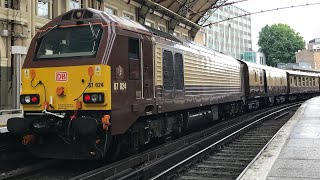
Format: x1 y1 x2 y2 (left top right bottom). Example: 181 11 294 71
263 69 267 94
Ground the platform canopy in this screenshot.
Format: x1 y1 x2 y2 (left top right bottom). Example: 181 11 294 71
133 0 226 39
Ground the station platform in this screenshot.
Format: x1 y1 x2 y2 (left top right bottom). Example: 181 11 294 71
240 96 320 180
0 110 22 133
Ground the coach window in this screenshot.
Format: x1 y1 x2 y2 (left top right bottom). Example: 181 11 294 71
128 38 140 80
174 53 184 90
305 77 307 86
163 50 174 91
254 72 257 83
313 78 316 86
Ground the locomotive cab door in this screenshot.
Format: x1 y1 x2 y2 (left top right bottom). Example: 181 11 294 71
128 36 154 111
142 38 155 113
142 38 154 101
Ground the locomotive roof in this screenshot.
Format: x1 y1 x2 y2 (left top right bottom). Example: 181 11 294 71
45 8 151 35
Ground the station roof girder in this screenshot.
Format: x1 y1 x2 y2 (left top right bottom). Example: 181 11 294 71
133 0 220 39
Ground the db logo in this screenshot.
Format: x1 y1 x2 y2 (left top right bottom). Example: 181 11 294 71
55 72 68 82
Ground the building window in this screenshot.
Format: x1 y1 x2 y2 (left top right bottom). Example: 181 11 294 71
182 34 188 40
123 11 135 20
173 31 180 37
158 24 166 32
145 20 155 28
104 6 117 15
5 0 19 10
38 0 49 18
69 0 80 10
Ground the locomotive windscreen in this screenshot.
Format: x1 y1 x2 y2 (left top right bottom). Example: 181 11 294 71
35 24 102 60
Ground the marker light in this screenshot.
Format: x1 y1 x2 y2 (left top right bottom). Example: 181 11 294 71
84 95 91 102
31 96 38 103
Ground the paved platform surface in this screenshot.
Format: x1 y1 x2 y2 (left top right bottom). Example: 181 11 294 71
240 96 320 180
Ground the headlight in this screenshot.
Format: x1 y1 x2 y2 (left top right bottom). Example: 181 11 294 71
91 94 98 102
25 96 31 103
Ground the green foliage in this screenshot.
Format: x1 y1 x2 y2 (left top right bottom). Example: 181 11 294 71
258 23 305 67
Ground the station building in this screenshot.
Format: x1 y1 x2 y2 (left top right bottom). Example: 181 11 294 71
0 0 211 110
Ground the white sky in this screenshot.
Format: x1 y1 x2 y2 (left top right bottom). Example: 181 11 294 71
236 0 320 51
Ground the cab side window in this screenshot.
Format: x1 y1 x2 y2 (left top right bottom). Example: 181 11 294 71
129 38 139 59
128 38 140 80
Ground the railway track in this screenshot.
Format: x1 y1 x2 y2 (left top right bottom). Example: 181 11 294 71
176 110 294 180
69 102 301 180
0 102 300 180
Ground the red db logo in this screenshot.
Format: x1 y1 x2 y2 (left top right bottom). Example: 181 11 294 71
55 72 68 82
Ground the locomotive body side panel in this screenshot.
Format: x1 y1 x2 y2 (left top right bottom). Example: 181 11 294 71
183 52 242 105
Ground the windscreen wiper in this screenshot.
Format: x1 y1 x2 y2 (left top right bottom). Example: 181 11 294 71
38 24 59 40
89 21 101 52
89 21 100 39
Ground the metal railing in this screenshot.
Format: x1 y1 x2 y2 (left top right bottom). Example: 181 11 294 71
0 109 22 115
